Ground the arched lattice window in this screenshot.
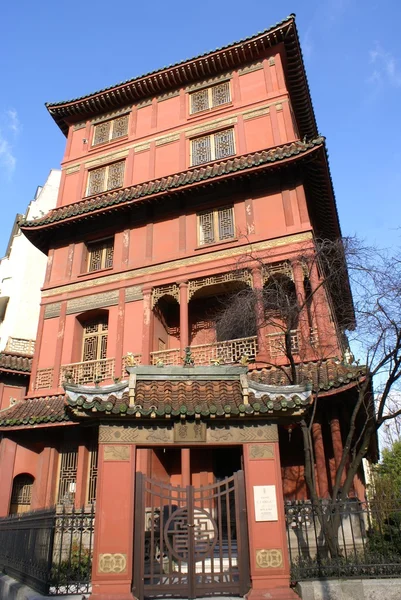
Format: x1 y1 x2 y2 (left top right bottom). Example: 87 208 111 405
82 315 108 362
10 474 34 514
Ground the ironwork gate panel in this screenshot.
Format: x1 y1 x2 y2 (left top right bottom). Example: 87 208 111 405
133 471 250 600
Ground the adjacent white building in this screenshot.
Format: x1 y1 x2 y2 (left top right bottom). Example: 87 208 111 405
0 169 61 354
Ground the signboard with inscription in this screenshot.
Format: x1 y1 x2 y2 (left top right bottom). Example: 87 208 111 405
253 485 278 522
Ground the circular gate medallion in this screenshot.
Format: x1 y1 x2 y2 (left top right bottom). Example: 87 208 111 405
164 507 218 561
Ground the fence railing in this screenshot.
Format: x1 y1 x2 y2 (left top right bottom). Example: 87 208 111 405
59 358 115 386
5 337 36 355
150 336 258 366
285 499 401 581
0 506 95 595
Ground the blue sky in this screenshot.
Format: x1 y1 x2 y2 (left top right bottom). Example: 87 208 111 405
0 0 400 255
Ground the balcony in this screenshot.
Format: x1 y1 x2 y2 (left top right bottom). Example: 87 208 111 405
33 328 318 390
5 337 36 356
150 336 258 366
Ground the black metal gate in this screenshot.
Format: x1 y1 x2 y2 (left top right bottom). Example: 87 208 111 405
133 470 250 600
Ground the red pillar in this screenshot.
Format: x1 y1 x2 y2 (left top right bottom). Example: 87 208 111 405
0 437 17 516
52 300 67 389
90 442 136 600
291 260 310 355
312 421 329 498
115 288 126 379
308 260 336 356
243 441 297 600
141 288 153 366
330 406 346 487
31 447 53 510
75 444 90 508
251 267 268 362
179 282 189 354
181 448 191 487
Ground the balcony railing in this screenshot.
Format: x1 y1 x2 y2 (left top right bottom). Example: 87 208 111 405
266 328 319 358
5 337 36 356
150 336 258 366
59 358 115 386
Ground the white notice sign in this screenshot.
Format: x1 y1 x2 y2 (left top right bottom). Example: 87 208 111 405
253 485 278 522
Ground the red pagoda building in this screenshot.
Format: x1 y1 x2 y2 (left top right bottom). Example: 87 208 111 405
0 15 367 600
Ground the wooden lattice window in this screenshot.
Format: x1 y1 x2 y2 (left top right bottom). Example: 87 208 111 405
87 445 98 505
198 206 235 246
82 316 108 362
10 474 34 514
190 82 231 114
56 446 78 505
87 238 114 272
86 160 125 196
191 129 235 166
92 115 129 146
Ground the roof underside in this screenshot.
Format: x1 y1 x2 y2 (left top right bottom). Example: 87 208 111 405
46 15 318 140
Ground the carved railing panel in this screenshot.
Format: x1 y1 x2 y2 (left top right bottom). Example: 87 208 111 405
35 368 54 390
188 270 252 300
5 337 36 355
267 329 299 357
59 358 115 386
150 336 258 366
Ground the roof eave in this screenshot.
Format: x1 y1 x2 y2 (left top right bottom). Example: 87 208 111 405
45 15 318 140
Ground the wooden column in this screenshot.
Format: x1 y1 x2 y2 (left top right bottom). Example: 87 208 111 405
181 448 191 487
312 421 329 498
252 267 268 361
291 260 310 355
29 304 46 394
0 437 17 516
141 288 153 366
115 288 126 379
52 300 68 389
90 435 136 600
330 406 346 487
179 282 189 354
31 447 53 510
308 260 333 354
75 444 90 508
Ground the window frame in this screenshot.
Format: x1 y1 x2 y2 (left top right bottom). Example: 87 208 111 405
197 205 236 247
190 128 236 167
85 160 125 197
189 81 231 115
91 114 129 147
86 237 114 273
81 315 109 363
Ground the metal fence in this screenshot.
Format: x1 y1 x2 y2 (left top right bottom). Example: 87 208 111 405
285 498 401 581
0 505 95 595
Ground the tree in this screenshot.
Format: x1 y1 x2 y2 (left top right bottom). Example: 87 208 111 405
214 236 401 556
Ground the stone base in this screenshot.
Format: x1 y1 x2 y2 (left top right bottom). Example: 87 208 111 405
296 578 401 600
246 586 299 600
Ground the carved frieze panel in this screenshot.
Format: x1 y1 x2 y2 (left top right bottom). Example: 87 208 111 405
125 286 143 303
44 302 62 319
155 133 180 146
98 553 127 574
249 444 275 459
255 548 283 569
174 422 206 442
238 61 264 75
243 107 270 121
103 445 130 461
66 291 119 315
99 422 278 445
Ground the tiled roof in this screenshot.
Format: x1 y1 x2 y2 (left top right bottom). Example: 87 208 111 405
45 15 318 141
0 396 72 428
20 138 324 232
64 367 313 419
0 353 32 374
248 358 366 393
